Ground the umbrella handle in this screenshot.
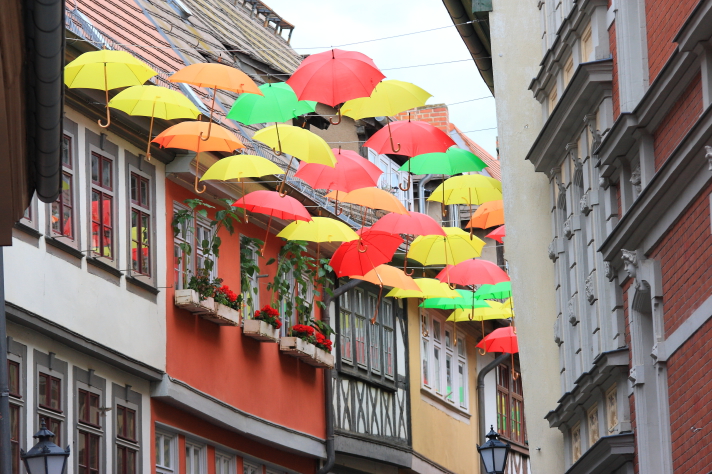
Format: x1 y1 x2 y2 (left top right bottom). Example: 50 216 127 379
511 353 520 380
278 156 295 197
357 240 368 253
194 151 206 194
478 347 487 356
398 173 411 192
200 86 217 141
386 118 401 153
329 107 342 125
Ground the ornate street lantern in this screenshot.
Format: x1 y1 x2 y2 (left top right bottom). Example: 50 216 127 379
477 426 511 474
21 419 70 474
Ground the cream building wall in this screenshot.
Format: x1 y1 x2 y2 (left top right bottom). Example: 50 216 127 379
489 0 565 472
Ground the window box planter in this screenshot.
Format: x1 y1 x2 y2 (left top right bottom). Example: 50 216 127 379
279 337 334 368
200 303 239 326
174 289 216 315
242 319 280 342
303 347 335 369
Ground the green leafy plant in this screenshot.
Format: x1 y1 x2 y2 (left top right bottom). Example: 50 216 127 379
240 235 264 316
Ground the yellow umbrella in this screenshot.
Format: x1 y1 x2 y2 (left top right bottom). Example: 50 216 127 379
407 227 485 269
341 80 432 120
277 217 358 243
385 278 460 299
65 50 157 128
109 85 200 160
428 175 503 206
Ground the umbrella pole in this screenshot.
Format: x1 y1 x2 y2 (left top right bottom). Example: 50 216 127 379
261 214 273 256
145 99 157 161
194 139 207 193
386 117 401 153
469 189 474 240
441 174 447 219
403 238 414 276
274 122 283 156
399 160 411 192
370 284 383 324
98 63 111 128
278 156 295 197
200 86 217 141
241 179 248 223
512 353 519 381
335 190 342 216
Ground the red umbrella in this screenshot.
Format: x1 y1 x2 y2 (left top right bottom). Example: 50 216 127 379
486 225 506 243
330 229 403 278
287 49 385 124
477 326 519 379
232 190 311 253
436 259 510 286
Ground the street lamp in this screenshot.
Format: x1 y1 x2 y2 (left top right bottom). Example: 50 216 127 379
477 426 511 474
20 419 70 474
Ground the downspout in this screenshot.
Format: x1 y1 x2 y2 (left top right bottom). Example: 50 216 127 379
477 352 510 443
417 175 434 215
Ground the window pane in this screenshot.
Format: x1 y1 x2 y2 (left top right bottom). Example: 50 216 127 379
8 361 19 395
140 178 149 207
51 202 61 234
117 406 124 436
446 355 453 401
369 320 380 373
422 339 429 386
78 390 87 422
89 434 99 468
78 431 86 467
91 154 99 183
130 174 138 203
433 347 441 393
131 211 139 272
432 320 441 342
155 435 161 466
340 310 352 363
10 404 19 474
384 327 394 377
62 204 73 239
39 374 47 406
354 315 366 366
128 449 136 474
457 338 465 357
127 409 136 440
50 378 60 410
102 159 111 189
459 362 466 407
445 330 452 350
163 436 171 468
44 417 61 446
62 136 71 167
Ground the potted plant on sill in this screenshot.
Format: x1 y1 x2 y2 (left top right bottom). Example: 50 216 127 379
209 284 240 325
243 304 281 342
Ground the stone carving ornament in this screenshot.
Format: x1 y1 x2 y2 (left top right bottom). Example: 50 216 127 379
621 249 638 281
563 217 573 239
548 240 557 261
585 274 596 304
580 190 591 215
630 165 642 195
604 261 615 282
706 145 712 171
568 299 578 325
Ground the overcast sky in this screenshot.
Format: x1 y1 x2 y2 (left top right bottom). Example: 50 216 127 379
266 0 498 157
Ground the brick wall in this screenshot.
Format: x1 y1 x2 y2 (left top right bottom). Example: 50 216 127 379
394 105 450 133
652 73 703 171
649 182 712 335
610 22 620 120
667 317 712 473
646 0 699 82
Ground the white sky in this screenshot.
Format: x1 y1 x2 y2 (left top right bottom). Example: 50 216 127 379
266 0 498 157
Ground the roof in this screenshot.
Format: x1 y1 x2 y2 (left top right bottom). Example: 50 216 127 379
448 123 501 180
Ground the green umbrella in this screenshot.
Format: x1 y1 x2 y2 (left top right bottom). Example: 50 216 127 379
420 289 491 309
399 146 487 175
474 281 512 300
227 82 316 125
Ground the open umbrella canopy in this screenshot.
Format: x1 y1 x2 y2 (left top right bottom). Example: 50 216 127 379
64 50 157 89
385 278 460 299
436 259 510 286
467 200 505 229
325 187 408 214
371 211 445 236
201 155 284 181
330 230 403 277
428 175 503 205
420 289 491 309
447 306 514 323
476 326 518 353
169 62 262 95
287 49 385 106
226 82 316 125
253 125 336 167
486 225 506 243
351 265 419 291
364 120 457 157
232 190 311 221
152 121 243 152
400 147 487 175
341 79 432 120
108 85 200 120
295 149 382 192
277 217 358 243
408 227 486 266
474 281 513 300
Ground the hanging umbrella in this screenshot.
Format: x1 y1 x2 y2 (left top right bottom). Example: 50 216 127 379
400 147 488 175
385 278 460 299
351 265 420 291
65 50 157 128
201 154 284 220
341 79 432 120
476 325 520 373
467 200 505 229
170 62 262 141
277 217 358 243
325 187 409 226
448 307 513 322
330 230 403 278
486 225 506 243
408 228 486 271
428 175 502 206
287 48 385 124
152 121 244 193
109 85 201 160
227 82 316 125
232 190 311 253
475 281 512 300
420 290 490 309
436 259 510 286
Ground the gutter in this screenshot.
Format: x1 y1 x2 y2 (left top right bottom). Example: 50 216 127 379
477 353 509 443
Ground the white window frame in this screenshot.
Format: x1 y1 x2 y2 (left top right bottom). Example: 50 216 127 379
185 441 207 474
243 460 262 474
215 451 235 474
240 237 260 318
173 202 192 290
155 430 177 474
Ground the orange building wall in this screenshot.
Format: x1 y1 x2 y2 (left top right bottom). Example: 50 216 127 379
164 180 326 439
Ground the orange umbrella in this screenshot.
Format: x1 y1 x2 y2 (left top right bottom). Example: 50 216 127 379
352 264 419 291
170 63 262 141
325 187 408 214
153 121 244 193
466 200 504 229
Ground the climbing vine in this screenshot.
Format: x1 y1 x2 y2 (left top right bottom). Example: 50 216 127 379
240 235 263 315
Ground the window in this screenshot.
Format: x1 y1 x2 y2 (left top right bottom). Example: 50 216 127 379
38 373 62 411
173 203 191 290
354 290 367 367
52 135 75 238
9 360 21 474
130 172 151 276
91 152 114 259
155 431 175 473
215 453 234 474
581 24 593 62
421 313 468 410
340 291 353 364
78 389 101 427
195 221 215 279
548 86 558 114
116 406 137 474
588 404 600 445
78 429 101 474
243 461 260 474
240 237 260 317
496 364 526 444
185 443 205 474
606 385 618 433
571 422 582 462
77 387 101 474
382 299 394 379
563 56 574 86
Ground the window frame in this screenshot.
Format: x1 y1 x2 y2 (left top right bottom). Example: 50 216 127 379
34 352 68 452
74 369 106 474
185 441 207 474
129 170 152 278
239 236 260 319
7 348 25 474
90 150 116 260
155 430 177 474
495 363 526 445
113 384 142 474
173 202 218 290
215 451 235 474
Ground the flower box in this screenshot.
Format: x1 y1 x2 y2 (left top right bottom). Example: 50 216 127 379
303 347 335 369
200 303 239 326
174 289 216 315
243 319 280 342
279 337 316 359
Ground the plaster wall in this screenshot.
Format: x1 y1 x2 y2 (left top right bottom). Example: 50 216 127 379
489 0 565 472
6 107 167 370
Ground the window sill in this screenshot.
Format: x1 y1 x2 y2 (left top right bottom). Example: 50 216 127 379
87 256 123 278
45 236 85 260
13 221 42 239
500 438 529 455
420 388 471 419
126 275 160 295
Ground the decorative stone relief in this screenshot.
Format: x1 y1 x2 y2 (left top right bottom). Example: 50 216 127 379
706 145 712 171
628 365 645 386
548 240 557 261
621 249 638 281
585 274 596 304
604 261 615 282
568 298 578 325
563 217 573 239
580 190 592 215
554 317 563 346
630 165 642 195
599 176 610 190
606 385 618 433
588 405 600 445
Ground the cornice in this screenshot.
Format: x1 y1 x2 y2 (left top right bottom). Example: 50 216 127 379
564 434 635 474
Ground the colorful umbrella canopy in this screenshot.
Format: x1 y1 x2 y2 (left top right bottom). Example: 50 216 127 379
364 120 457 157
371 211 446 236
421 290 490 309
476 326 518 353
325 187 408 215
474 281 512 300
351 265 420 291
436 259 510 286
277 217 358 243
287 49 385 108
385 278 460 299
253 124 336 167
341 79 432 120
467 200 505 229
408 227 486 266
200 155 284 182
447 306 514 322
109 85 201 159
400 147 487 175
330 230 403 278
226 82 316 125
64 50 157 128
295 149 382 193
153 121 243 193
428 175 502 206
486 225 506 243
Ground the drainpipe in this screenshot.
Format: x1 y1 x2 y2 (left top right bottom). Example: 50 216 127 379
477 352 510 443
417 175 434 215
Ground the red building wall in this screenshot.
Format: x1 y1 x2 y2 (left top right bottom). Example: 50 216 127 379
610 21 620 120
394 105 450 132
645 0 700 82
163 180 326 438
